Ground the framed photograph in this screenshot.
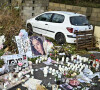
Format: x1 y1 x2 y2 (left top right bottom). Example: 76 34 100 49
30 36 47 56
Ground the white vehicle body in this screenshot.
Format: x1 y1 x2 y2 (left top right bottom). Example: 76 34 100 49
26 11 93 43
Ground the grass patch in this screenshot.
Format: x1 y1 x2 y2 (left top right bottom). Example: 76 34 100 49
46 37 89 55
0 50 4 56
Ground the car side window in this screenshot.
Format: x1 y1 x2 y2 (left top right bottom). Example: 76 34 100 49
52 14 65 23
35 13 52 22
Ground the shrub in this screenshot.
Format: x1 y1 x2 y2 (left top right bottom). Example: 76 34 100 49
0 60 4 68
0 6 25 53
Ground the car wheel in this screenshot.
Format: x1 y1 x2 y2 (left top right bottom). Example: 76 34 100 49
55 33 66 44
27 24 33 36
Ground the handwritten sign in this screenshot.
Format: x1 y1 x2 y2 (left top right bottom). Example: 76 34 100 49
15 36 32 57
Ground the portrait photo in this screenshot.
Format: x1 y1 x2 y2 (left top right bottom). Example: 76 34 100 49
30 36 47 56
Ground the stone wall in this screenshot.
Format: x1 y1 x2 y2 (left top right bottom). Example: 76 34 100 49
48 2 100 26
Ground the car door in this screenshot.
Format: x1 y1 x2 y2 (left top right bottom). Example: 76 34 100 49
33 13 53 35
46 13 65 38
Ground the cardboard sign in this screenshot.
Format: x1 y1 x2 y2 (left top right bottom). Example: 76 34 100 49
15 36 32 57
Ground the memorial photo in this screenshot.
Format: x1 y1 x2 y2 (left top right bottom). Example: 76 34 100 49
30 36 46 55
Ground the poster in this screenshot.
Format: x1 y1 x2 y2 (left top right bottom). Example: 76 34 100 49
30 36 47 56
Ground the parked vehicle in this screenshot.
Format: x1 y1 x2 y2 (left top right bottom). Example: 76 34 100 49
26 11 93 44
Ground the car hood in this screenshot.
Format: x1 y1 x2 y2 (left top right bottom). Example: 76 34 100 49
27 18 35 22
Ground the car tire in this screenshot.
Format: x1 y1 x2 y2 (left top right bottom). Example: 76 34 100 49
55 33 66 44
27 24 33 36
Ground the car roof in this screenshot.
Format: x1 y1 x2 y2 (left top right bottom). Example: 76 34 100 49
45 11 85 16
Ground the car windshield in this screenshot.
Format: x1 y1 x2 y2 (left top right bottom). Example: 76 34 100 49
70 16 89 26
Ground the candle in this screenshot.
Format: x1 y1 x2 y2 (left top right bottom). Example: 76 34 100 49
49 67 52 73
31 69 34 75
58 72 61 79
39 60 41 63
79 56 81 60
66 57 69 63
77 55 80 60
57 58 59 63
62 66 65 69
44 68 48 77
59 65 61 70
56 70 59 75
86 58 88 62
80 57 83 62
62 68 64 74
67 63 70 67
71 56 74 61
96 59 99 71
65 67 68 71
72 67 74 71
83 57 87 62
35 60 38 64
59 67 62 72
80 63 82 66
9 73 12 81
80 66 83 71
52 69 55 75
45 56 47 60
62 56 64 62
75 67 78 71
79 68 82 73
32 76 34 79
41 56 44 61
18 72 22 78
83 64 85 68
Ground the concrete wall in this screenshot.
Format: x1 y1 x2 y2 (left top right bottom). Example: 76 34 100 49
20 0 49 21
48 2 100 26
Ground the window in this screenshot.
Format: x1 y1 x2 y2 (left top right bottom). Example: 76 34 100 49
52 14 65 23
32 7 34 10
32 13 34 16
70 16 89 26
9 0 12 3
35 13 52 22
33 0 35 4
22 0 25 3
46 6 48 10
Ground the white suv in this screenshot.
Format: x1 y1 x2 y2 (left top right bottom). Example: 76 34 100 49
26 11 93 44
